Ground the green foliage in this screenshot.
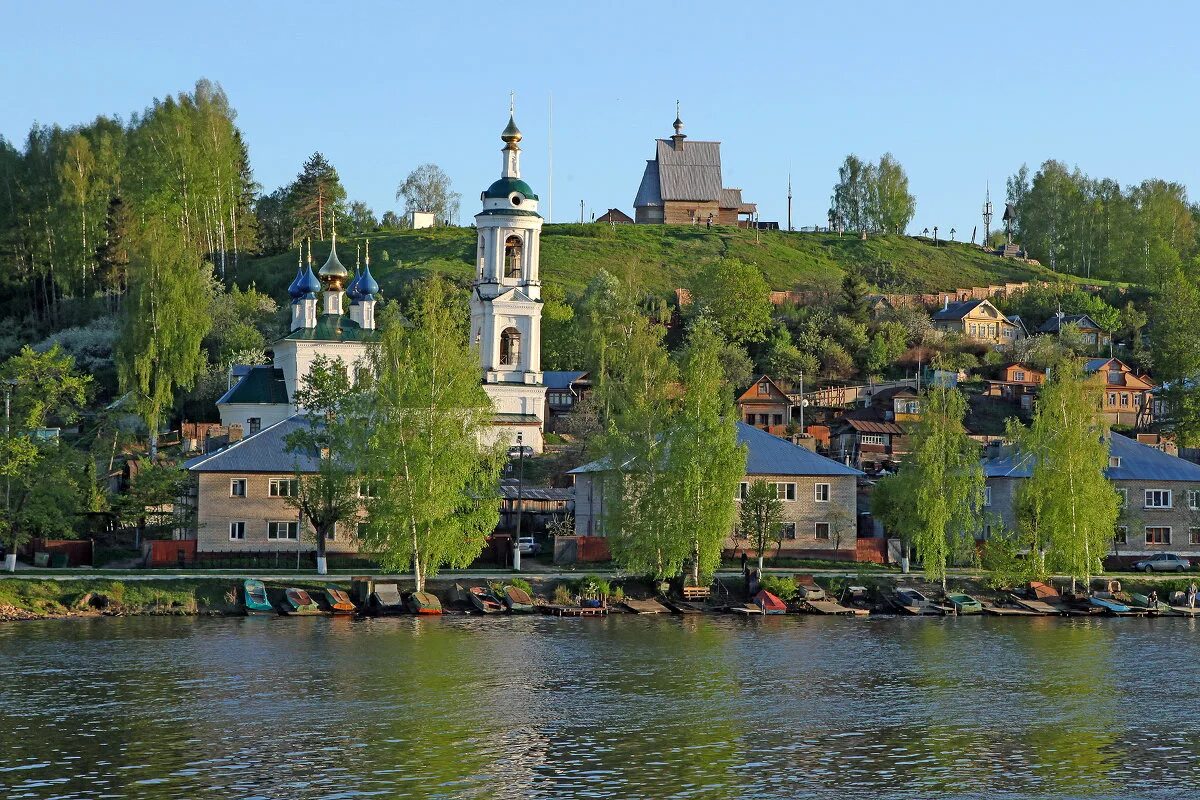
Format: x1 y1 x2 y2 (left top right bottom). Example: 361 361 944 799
738 479 784 568
907 385 985 588
508 577 532 595
395 163 460 226
552 584 573 605
540 282 583 371
575 575 611 599
979 525 1035 590
870 472 916 543
359 278 504 591
757 574 797 601
114 459 190 538
831 153 916 234
686 259 773 345
287 152 347 241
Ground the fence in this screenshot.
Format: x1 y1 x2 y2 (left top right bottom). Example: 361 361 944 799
20 538 94 567
553 536 611 564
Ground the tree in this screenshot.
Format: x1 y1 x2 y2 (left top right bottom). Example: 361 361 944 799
396 163 461 226
841 269 869 323
738 479 783 571
541 283 584 371
347 201 378 235
379 210 405 230
870 471 916 561
359 281 504 591
284 355 364 575
831 154 874 232
906 384 985 591
113 459 191 545
870 153 916 234
1011 359 1120 589
115 216 212 457
668 319 747 584
94 196 131 298
254 186 293 254
687 259 773 346
288 152 346 241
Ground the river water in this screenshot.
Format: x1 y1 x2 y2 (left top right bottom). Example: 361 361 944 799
1 613 1198 799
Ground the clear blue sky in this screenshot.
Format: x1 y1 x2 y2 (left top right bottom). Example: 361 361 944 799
5 0 1199 239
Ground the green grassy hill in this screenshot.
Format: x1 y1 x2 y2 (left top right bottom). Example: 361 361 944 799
234 224 1067 300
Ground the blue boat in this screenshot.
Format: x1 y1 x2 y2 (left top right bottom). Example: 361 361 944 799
1089 596 1134 615
242 579 275 615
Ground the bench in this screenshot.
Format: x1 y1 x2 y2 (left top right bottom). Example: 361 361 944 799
682 585 711 601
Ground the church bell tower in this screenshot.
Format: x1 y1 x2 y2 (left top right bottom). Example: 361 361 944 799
470 107 547 452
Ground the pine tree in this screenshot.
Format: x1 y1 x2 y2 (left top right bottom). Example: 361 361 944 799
288 152 347 241
94 196 130 299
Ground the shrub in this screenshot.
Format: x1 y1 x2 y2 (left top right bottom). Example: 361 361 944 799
509 577 532 595
576 575 611 598
552 584 573 605
758 575 797 601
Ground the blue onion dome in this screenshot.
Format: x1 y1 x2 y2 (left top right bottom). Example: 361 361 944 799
287 266 305 300
298 264 321 297
357 264 380 299
346 270 363 303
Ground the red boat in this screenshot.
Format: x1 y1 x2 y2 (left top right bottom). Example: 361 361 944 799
753 590 788 615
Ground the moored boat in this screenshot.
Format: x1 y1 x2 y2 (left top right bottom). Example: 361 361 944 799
370 583 407 615
945 592 983 615
468 586 504 614
1129 593 1169 613
754 589 788 615
242 579 275 615
283 587 322 615
502 585 536 613
892 587 939 615
794 575 826 601
1089 595 1136 615
323 585 356 615
407 591 443 615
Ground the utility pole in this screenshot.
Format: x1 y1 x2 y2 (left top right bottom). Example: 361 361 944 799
579 200 584 224
798 371 805 434
983 183 993 249
547 93 553 224
787 174 793 232
513 432 525 571
5 379 16 571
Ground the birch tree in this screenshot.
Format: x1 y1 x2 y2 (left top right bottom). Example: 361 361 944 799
738 479 783 571
668 319 747 584
1012 360 1119 590
359 280 503 591
906 384 984 591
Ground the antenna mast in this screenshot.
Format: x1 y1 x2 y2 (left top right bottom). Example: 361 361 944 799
547 93 553 224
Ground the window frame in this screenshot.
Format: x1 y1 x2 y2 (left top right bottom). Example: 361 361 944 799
1145 526 1172 545
780 522 797 540
267 520 300 540
1114 526 1128 545
774 482 796 502
814 483 830 503
230 478 247 498
1189 489 1200 511
1145 489 1173 510
814 521 831 540
860 433 887 446
229 521 246 540
269 478 298 498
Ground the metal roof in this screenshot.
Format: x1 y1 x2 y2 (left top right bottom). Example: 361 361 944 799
217 366 290 406
932 299 986 321
184 415 320 474
1039 313 1102 333
984 433 1200 482
498 485 572 501
840 418 907 435
634 160 662 207
654 139 723 201
280 313 379 343
544 371 588 390
569 421 862 478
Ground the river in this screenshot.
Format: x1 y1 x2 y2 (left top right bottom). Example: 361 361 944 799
1 614 1198 799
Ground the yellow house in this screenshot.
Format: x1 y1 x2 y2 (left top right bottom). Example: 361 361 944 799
931 299 1023 346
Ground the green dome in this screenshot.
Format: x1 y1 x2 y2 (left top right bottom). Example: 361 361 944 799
483 176 538 201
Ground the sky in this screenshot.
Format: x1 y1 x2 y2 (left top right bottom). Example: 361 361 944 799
4 0 1200 239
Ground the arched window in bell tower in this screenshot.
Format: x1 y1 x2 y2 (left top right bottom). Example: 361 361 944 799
477 235 486 279
504 235 523 279
499 327 522 366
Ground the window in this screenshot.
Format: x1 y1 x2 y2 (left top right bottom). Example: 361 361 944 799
1108 393 1117 406
970 323 978 336
1145 489 1173 509
229 521 246 540
1109 456 1121 468
267 521 299 540
815 483 830 502
904 401 919 414
1108 370 1122 385
738 482 748 500
1191 528 1200 546
1117 488 1128 508
745 414 754 424
269 479 298 498
772 414 783 426
1120 393 1130 407
758 381 770 396
773 483 796 501
861 434 886 446
984 486 992 507
1191 490 1200 511
357 521 370 539
1146 526 1172 545
230 479 247 498
815 522 831 540
503 235 522 278
1014 370 1026 382
1114 526 1128 545
757 414 769 426
499 327 522 366
358 481 379 499
780 522 797 540
247 417 261 436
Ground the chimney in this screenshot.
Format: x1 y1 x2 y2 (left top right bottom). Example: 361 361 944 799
943 296 949 311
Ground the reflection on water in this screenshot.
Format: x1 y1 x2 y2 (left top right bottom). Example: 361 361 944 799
1 614 1198 799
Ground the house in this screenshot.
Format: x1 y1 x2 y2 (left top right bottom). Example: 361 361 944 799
498 485 573 532
983 363 1046 412
736 375 792 435
633 110 755 226
830 416 909 473
982 432 1200 564
543 370 591 432
866 385 921 423
568 422 863 559
931 298 1023 346
595 208 633 224
1083 357 1154 427
1039 311 1111 349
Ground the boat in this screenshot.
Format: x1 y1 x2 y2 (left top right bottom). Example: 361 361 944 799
322 585 356 615
370 582 407 615
407 591 443 615
467 586 504 614
621 597 671 614
502 585 536 613
945 592 983 615
753 589 788 615
794 574 826 601
283 588 322 615
892 587 938 615
242 579 275 615
1129 593 1169 613
1089 595 1137 615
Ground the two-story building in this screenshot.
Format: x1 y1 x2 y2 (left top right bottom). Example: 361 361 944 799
931 298 1023 347
737 375 793 435
569 422 863 560
543 370 591 432
983 362 1046 412
1039 311 1111 350
983 432 1200 564
1083 357 1154 428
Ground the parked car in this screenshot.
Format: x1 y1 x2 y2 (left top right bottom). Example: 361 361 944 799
1132 553 1191 572
508 445 534 459
516 536 541 555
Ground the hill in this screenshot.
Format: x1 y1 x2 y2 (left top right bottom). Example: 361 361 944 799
233 224 1069 301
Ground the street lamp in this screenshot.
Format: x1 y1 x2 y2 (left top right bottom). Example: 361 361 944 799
513 432 525 572
4 378 17 572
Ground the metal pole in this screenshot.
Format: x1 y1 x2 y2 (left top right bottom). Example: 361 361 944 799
4 384 11 572
514 433 525 571
799 372 805 434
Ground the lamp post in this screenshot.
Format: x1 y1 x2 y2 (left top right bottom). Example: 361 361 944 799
513 432 525 572
4 378 16 572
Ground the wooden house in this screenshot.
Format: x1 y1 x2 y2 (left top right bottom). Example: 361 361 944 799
595 208 633 224
543 371 591 432
830 416 909 473
1039 311 1111 350
737 375 792 435
931 298 1023 346
633 112 755 226
1083 357 1154 427
983 363 1046 412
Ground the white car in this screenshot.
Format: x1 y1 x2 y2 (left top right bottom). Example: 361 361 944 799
517 536 541 555
1132 553 1191 572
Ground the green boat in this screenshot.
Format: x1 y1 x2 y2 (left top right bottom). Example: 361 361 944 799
502 585 536 613
242 579 275 615
1130 592 1170 613
407 590 442 615
283 587 322 615
946 593 983 615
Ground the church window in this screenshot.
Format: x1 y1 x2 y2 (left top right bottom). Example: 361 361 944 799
500 327 522 366
504 236 522 279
